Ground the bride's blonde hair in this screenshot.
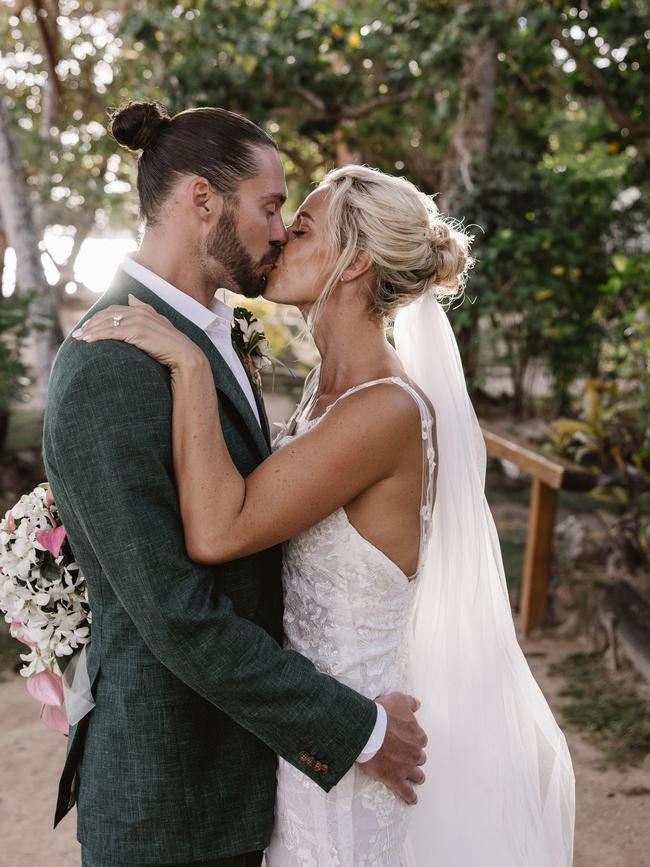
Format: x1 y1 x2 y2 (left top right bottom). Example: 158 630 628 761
309 165 473 328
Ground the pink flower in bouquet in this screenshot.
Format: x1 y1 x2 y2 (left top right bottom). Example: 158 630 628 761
4 509 16 532
41 703 69 735
35 525 67 559
27 670 69 734
26 670 64 706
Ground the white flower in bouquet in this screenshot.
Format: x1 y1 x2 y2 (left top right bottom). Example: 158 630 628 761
0 483 91 733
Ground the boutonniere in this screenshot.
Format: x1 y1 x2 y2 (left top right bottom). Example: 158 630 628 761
232 307 272 393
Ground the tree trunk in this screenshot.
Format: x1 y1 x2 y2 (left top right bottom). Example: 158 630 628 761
437 30 497 385
334 128 361 167
438 37 497 213
33 0 62 133
0 93 63 409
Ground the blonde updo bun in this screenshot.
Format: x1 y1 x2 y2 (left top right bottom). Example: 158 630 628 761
314 165 473 322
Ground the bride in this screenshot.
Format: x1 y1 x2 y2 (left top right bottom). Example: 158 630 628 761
75 164 575 866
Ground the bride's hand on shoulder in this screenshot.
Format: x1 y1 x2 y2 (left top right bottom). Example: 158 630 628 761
72 295 204 373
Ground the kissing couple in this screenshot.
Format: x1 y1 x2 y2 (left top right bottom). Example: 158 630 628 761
44 102 575 866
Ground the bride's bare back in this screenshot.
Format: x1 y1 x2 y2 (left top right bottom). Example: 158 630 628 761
299 367 437 578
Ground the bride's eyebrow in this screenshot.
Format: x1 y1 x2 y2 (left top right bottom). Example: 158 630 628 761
295 210 314 222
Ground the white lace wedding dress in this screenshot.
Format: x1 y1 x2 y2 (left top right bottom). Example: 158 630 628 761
266 369 436 867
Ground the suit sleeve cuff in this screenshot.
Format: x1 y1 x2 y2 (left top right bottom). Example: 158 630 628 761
355 703 387 763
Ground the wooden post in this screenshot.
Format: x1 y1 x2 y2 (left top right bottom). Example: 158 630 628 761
519 478 559 635
479 422 595 634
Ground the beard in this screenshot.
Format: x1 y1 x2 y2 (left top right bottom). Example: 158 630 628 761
204 204 279 298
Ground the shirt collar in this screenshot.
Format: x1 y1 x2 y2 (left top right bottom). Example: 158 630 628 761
121 256 234 333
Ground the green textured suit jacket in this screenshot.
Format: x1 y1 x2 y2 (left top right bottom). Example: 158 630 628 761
42 271 377 862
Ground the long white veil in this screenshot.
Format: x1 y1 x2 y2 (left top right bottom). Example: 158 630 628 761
395 293 575 866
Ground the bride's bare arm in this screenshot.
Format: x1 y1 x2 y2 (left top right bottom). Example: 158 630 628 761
169 356 414 562
75 298 419 563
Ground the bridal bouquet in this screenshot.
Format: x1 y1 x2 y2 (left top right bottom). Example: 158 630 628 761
0 482 90 733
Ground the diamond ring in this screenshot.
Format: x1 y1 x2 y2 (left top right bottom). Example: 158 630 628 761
113 313 124 327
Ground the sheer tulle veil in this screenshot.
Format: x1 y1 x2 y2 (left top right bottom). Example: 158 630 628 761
394 293 575 866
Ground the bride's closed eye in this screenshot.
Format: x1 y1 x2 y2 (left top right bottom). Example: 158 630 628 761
291 229 306 237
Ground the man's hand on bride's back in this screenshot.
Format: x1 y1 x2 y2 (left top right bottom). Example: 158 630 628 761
360 692 427 805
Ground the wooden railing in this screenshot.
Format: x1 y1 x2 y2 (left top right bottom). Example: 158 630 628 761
481 422 596 635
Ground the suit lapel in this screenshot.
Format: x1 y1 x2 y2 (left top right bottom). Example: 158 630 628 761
234 346 272 448
256 388 272 448
100 273 270 459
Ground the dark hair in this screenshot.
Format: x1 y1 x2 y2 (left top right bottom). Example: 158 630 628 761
108 101 277 225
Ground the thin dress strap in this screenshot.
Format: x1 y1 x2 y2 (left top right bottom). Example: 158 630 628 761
274 366 320 441
305 373 436 579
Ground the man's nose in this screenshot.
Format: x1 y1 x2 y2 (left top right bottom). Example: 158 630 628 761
270 220 288 246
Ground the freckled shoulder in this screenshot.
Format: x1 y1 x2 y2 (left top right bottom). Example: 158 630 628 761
316 381 426 448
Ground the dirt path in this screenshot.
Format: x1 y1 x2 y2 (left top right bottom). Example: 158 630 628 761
521 636 650 867
1 636 648 867
0 672 79 867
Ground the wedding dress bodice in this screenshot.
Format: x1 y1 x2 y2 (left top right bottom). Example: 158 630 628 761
266 369 435 867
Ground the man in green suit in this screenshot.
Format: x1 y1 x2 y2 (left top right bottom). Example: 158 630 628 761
43 101 427 866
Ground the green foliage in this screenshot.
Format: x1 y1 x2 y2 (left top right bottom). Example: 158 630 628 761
0 293 36 413
455 95 642 411
5 409 44 452
2 0 648 414
547 249 650 571
1 1 154 233
550 651 650 767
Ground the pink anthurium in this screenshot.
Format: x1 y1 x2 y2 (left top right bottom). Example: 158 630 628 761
26 670 65 706
35 524 67 559
40 703 69 735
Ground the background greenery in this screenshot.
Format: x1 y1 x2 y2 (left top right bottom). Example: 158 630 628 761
2 1 648 401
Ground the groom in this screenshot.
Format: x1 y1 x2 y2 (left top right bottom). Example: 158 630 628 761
43 102 427 867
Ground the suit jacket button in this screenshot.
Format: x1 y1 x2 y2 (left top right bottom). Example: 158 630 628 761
298 751 310 764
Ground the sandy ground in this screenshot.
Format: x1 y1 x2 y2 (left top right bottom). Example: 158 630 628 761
1 634 649 867
520 636 650 867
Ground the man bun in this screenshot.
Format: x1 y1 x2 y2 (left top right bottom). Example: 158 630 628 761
109 101 171 152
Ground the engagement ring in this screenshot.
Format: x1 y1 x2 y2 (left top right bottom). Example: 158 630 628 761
113 314 124 327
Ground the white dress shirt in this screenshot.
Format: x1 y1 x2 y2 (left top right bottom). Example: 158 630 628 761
121 256 260 424
120 257 387 762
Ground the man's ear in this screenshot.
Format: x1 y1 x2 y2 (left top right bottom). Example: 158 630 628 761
341 250 373 283
188 176 223 222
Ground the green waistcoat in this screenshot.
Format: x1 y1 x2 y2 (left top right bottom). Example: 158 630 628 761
42 271 377 863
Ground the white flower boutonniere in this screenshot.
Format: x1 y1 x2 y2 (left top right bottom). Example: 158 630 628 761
232 307 272 392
